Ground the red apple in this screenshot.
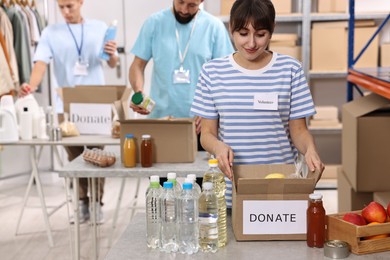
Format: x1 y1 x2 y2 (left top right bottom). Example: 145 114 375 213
362 202 387 223
342 212 367 226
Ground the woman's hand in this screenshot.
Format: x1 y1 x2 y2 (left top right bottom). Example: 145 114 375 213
214 141 234 180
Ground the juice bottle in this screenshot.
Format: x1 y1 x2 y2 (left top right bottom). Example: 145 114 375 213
123 134 136 167
141 134 153 167
202 159 227 248
306 193 326 248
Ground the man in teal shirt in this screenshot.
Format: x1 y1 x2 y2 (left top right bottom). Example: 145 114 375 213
129 0 233 136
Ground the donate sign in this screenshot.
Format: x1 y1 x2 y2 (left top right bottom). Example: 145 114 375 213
243 200 307 235
70 103 112 135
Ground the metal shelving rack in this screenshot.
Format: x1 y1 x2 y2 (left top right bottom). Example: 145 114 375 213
346 0 390 101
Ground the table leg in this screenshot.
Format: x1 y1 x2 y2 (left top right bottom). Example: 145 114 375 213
91 178 98 260
15 145 54 247
73 177 80 260
109 177 126 247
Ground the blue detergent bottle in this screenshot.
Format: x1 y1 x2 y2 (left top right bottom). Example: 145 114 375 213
100 20 118 61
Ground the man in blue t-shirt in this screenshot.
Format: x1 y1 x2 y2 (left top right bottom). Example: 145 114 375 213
129 0 234 140
18 0 119 225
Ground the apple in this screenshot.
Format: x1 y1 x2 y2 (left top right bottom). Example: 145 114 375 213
342 212 367 226
362 201 387 223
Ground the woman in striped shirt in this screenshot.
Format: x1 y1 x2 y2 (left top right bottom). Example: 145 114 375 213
190 0 324 207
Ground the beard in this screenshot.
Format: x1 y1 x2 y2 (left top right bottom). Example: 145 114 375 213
173 5 197 24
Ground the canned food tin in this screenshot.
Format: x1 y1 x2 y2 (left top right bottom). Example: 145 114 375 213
324 240 350 259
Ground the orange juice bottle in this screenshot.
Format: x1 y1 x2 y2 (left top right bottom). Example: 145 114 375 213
123 134 136 167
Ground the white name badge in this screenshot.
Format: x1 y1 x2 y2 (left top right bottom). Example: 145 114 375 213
70 103 112 135
243 200 307 235
173 67 191 84
73 61 89 76
253 93 278 110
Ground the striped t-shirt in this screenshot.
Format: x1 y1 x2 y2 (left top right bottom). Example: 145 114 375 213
190 52 316 207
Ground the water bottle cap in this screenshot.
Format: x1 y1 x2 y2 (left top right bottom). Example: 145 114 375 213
131 92 144 105
167 172 177 179
309 193 323 200
125 134 134 138
202 182 213 190
142 134 151 139
187 174 196 180
163 182 173 189
150 175 159 183
208 159 218 166
184 177 194 184
183 182 192 190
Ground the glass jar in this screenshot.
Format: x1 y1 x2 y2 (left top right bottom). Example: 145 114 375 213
123 134 136 167
131 92 156 113
141 134 153 167
306 193 326 248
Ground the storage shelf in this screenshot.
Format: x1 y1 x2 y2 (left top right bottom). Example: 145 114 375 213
309 71 347 79
348 67 390 99
310 12 389 21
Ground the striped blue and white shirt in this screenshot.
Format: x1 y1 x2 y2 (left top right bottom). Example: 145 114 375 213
191 52 316 207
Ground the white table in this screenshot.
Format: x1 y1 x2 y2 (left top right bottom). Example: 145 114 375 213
106 213 390 260
0 135 119 247
57 151 209 260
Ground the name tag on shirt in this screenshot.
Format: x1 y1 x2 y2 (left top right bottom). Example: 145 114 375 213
253 93 278 111
73 61 88 76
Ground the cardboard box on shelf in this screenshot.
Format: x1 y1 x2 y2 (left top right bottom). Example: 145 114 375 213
317 0 348 13
62 85 131 135
311 22 379 71
271 46 302 61
337 167 373 212
342 93 390 192
313 106 338 120
232 164 321 241
119 118 197 163
381 43 390 67
272 0 292 14
269 33 301 60
220 0 235 16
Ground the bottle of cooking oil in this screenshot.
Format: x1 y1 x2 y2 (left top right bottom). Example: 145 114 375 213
202 159 227 248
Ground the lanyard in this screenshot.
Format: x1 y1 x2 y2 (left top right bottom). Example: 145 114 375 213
175 12 198 66
66 23 84 60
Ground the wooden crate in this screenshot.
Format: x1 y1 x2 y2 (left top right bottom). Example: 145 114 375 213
326 211 390 254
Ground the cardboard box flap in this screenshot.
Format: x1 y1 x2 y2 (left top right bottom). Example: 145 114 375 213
233 164 320 195
62 85 127 113
119 118 194 125
343 93 390 118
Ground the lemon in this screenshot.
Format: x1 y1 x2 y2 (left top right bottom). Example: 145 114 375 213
265 173 286 179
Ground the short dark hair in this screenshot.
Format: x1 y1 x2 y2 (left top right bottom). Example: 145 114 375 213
230 0 275 34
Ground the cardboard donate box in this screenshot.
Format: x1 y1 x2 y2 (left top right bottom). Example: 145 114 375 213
119 118 197 163
342 93 390 192
232 164 321 241
62 85 131 135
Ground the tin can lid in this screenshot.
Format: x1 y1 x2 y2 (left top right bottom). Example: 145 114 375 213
324 240 350 259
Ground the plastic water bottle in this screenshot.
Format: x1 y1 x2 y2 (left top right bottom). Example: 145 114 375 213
160 182 178 253
146 176 161 249
100 20 118 61
187 174 201 196
145 175 162 196
177 182 199 254
202 159 227 247
198 182 218 253
184 177 201 198
167 172 181 197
